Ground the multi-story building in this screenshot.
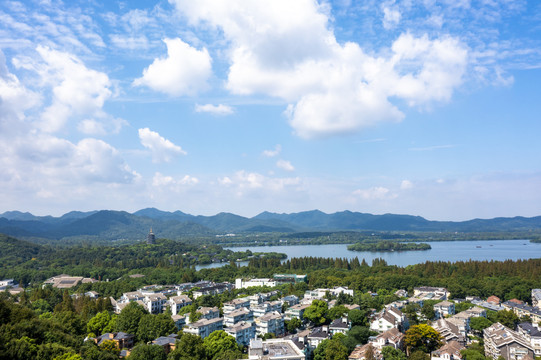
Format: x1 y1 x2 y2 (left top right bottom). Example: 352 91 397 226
224 307 253 327
197 306 220 320
248 338 305 360
143 293 167 314
413 287 450 300
256 311 285 337
235 278 277 289
502 301 541 325
281 295 300 307
484 322 534 360
285 303 311 321
532 289 541 308
516 322 541 357
223 298 251 314
225 321 256 346
184 317 223 339
168 295 192 316
369 328 404 350
434 301 456 318
329 317 351 336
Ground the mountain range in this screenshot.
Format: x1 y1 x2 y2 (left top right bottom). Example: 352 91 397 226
1 208 541 243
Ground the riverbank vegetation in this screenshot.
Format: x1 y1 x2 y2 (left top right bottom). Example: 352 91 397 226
347 241 431 252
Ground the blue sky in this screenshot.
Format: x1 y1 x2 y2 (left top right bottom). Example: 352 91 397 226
0 0 540 220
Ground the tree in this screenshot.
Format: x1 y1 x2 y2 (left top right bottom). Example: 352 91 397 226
87 311 112 336
203 330 241 360
404 324 442 354
469 317 493 335
127 344 166 360
341 326 374 353
99 340 120 357
313 339 330 360
324 338 349 360
137 313 176 343
53 353 83 360
409 350 429 360
348 309 368 327
116 302 147 336
167 332 206 360
328 305 349 320
286 317 302 334
382 346 406 360
488 310 519 329
304 299 328 326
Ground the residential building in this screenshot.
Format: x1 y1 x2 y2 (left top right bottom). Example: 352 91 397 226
349 344 381 360
395 289 408 298
224 307 253 327
248 338 305 360
0 279 18 291
369 328 404 350
370 311 400 333
94 332 134 349
281 295 300 307
152 336 177 354
431 340 465 360
192 283 232 298
484 322 534 360
256 311 285 337
487 296 502 305
432 319 465 345
194 306 218 320
43 275 96 289
329 317 351 336
502 301 541 325
168 295 192 316
119 291 144 303
225 321 256 346
223 298 251 314
273 274 307 285
236 278 276 289
285 303 311 321
171 314 186 330
253 301 282 318
184 317 223 339
413 287 450 300
143 293 167 314
532 289 541 308
516 322 541 357
307 326 329 349
435 301 456 318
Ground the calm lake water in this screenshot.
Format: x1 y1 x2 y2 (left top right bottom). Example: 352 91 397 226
196 239 541 270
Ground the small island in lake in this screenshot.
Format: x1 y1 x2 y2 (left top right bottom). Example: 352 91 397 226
347 241 431 252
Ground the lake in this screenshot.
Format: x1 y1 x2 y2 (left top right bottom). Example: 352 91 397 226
196 239 541 270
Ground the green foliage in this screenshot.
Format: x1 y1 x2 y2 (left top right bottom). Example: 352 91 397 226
404 324 442 354
168 332 206 360
116 302 147 336
137 313 176 343
98 340 120 356
348 242 431 252
304 299 329 326
314 338 349 360
348 309 368 327
487 310 519 329
327 305 349 320
127 344 166 360
454 302 475 313
409 350 430 360
382 346 407 360
87 311 112 336
286 317 302 334
469 317 493 334
203 330 242 360
341 326 374 353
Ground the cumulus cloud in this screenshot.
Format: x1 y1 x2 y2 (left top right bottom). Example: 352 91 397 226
153 172 198 189
353 186 396 200
218 170 301 194
382 5 401 30
262 144 281 157
276 159 295 172
400 180 413 190
169 0 469 138
133 38 212 96
12 46 113 133
138 127 186 163
195 103 234 115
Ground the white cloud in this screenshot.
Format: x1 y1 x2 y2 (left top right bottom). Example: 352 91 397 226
77 117 128 135
218 170 301 194
400 180 413 190
276 159 295 172
133 38 212 96
138 127 186 163
195 103 234 115
353 186 396 200
152 172 199 191
110 34 149 50
169 0 469 138
13 46 112 133
383 6 401 29
262 144 281 157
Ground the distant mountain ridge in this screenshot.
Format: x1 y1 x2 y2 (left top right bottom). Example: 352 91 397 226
1 208 540 243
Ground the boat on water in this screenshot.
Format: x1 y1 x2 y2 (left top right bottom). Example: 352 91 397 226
476 246 482 248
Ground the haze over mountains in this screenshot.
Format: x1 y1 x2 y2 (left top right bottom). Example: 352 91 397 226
1 208 541 242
